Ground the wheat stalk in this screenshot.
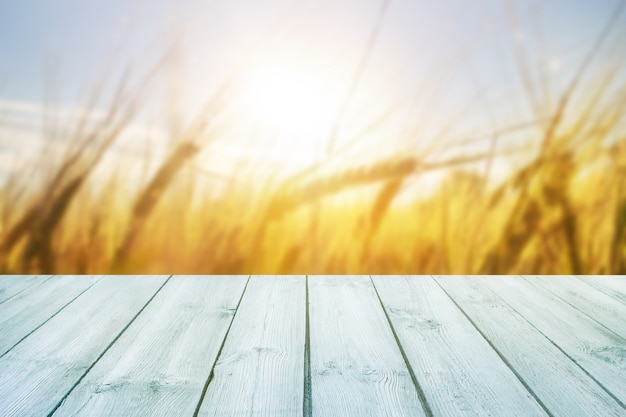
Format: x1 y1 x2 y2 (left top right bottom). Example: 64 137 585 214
264 149 521 222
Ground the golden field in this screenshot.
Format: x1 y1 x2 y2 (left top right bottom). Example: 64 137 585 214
1 1 625 275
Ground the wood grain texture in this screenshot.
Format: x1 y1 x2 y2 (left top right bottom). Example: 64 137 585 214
372 275 548 417
198 275 306 417
0 275 168 417
2 274 625 417
309 275 427 417
478 275 626 404
578 275 626 305
0 275 101 356
524 275 626 340
0 275 51 304
435 275 626 417
53 275 248 417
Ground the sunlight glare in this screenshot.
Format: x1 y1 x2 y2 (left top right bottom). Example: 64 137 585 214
241 60 344 138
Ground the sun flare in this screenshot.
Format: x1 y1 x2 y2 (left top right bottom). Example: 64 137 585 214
241 61 344 138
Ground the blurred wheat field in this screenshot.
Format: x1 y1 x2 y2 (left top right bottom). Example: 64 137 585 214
1 0 626 274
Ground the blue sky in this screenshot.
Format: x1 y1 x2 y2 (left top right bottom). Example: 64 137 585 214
1 0 622 103
0 0 624 182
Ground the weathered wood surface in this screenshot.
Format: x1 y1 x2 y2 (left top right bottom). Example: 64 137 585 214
579 275 626 305
198 275 306 417
0 275 51 304
0 275 624 417
524 275 626 340
435 275 626 417
53 275 248 417
476 275 626 406
373 275 548 417
309 275 426 417
0 275 101 357
0 275 169 417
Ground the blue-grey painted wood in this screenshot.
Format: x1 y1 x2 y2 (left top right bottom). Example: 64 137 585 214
52 275 248 417
0 275 51 304
0 275 623 417
0 275 101 357
197 275 306 417
435 275 626 417
309 275 427 417
372 275 549 417
0 275 168 417
524 275 626 340
479 275 626 405
579 275 626 305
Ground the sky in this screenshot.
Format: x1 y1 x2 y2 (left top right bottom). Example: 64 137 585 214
0 0 624 187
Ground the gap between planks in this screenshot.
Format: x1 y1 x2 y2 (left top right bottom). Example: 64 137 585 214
3 275 624 417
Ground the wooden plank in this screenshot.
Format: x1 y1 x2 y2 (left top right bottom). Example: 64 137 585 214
53 275 248 417
0 274 169 417
435 275 626 417
579 275 626 305
308 275 427 417
197 275 306 417
372 275 548 417
478 275 626 405
0 275 51 304
0 275 101 356
524 275 626 340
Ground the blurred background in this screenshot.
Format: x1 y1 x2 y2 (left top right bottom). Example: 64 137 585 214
1 0 625 274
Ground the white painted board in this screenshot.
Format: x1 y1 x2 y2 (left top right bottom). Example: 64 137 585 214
53 275 248 417
524 275 626 340
309 275 427 417
435 275 626 417
198 275 306 417
579 275 626 305
478 275 626 404
0 275 51 304
0 275 168 417
0 275 101 356
372 275 548 417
